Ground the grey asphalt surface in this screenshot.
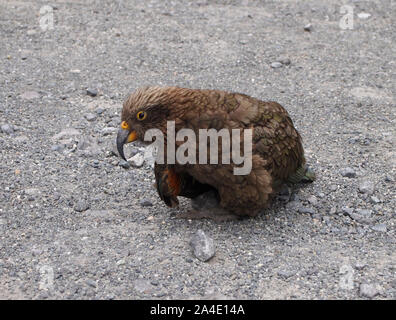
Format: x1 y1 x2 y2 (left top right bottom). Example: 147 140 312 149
0 0 395 299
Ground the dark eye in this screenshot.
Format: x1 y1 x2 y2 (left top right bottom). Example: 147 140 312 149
136 111 147 121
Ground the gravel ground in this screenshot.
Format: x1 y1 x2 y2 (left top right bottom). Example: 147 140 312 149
0 0 395 300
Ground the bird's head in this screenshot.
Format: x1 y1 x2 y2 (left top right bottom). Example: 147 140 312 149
116 86 190 161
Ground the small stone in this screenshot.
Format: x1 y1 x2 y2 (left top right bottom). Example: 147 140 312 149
84 113 97 121
102 127 117 136
25 188 40 197
1 124 14 134
70 69 81 74
95 107 105 115
38 292 49 299
139 199 153 207
119 160 130 169
355 209 372 217
27 29 37 36
359 283 378 298
355 262 367 270
190 229 215 262
359 180 375 195
348 137 359 144
128 153 144 168
340 167 356 178
322 217 330 225
343 207 373 223
351 209 373 223
270 62 283 68
74 200 90 212
277 58 291 65
384 175 393 182
20 91 40 100
371 223 387 233
370 196 380 204
91 160 99 168
341 207 354 216
278 269 297 279
304 23 312 31
262 256 274 264
298 207 316 215
86 279 96 288
317 192 325 198
357 12 371 19
312 213 321 220
307 195 318 206
330 185 338 192
86 89 98 97
329 207 337 215
116 259 125 266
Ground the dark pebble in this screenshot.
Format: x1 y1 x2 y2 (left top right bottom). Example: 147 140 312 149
298 207 316 215
84 113 97 122
74 200 90 212
119 160 130 169
86 89 98 97
340 167 356 178
139 199 153 207
95 107 105 115
304 23 312 31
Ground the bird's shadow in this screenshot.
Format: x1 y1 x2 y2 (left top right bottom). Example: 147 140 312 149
171 182 309 222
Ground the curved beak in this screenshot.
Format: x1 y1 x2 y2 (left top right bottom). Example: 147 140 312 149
116 126 137 161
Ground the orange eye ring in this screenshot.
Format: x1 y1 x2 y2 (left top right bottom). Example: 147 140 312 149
121 121 129 129
136 111 147 121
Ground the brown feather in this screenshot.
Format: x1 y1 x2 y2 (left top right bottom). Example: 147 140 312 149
121 87 308 217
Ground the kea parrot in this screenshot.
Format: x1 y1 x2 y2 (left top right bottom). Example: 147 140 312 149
116 86 315 219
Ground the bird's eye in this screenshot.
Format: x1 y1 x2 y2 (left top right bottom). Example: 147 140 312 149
136 111 147 121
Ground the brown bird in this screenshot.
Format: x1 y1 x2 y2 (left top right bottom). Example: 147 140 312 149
117 86 315 218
